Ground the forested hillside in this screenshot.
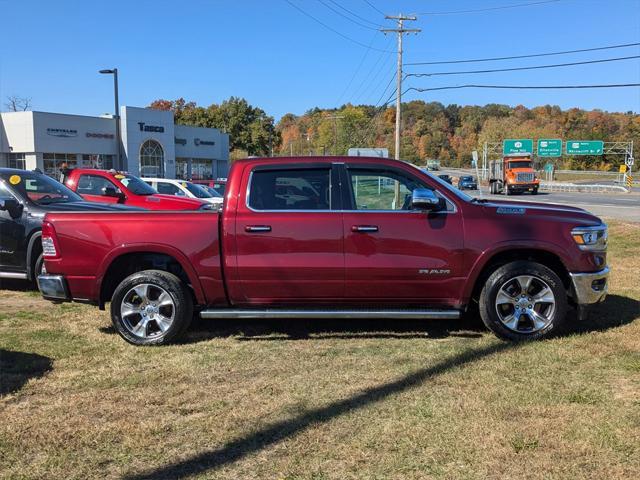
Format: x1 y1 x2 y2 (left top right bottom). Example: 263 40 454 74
149 98 639 169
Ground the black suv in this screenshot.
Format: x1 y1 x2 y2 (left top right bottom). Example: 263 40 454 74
0 168 138 285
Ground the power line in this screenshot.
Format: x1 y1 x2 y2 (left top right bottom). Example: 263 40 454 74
335 31 378 105
325 0 385 28
407 83 640 93
405 42 640 66
316 0 378 30
284 0 393 53
362 0 385 16
417 0 563 15
406 55 640 77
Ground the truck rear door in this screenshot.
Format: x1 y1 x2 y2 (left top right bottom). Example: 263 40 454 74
340 164 465 305
228 163 344 304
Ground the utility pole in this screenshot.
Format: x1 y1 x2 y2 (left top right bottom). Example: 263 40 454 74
326 114 344 155
381 14 420 206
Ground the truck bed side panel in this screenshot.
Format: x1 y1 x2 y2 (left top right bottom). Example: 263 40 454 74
44 211 225 305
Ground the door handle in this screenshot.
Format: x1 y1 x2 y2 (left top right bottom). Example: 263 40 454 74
245 225 272 233
351 225 379 233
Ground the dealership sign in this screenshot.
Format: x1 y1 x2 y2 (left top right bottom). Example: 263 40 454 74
503 139 533 155
47 128 77 137
194 138 215 146
86 132 115 139
138 122 165 133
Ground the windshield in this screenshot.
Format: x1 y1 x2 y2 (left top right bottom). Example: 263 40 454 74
120 175 157 195
507 161 532 169
0 171 83 205
184 182 217 198
407 163 475 202
460 176 474 181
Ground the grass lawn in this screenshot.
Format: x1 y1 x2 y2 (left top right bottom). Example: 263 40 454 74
0 221 638 480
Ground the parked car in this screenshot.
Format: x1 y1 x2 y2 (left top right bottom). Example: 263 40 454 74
142 178 223 206
192 179 227 196
0 168 139 284
62 168 212 210
39 156 608 345
438 174 453 184
457 175 478 190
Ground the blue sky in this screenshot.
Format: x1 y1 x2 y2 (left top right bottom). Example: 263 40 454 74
1 0 639 120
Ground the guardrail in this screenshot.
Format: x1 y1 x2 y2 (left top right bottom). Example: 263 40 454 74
540 182 629 193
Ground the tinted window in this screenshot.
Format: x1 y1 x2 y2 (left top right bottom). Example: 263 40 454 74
184 182 214 198
120 175 157 195
156 182 182 196
249 168 331 211
77 175 116 196
0 171 83 205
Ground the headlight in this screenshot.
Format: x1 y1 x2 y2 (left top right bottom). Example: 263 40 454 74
571 225 607 251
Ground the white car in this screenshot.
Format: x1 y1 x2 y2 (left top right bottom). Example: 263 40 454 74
142 178 223 206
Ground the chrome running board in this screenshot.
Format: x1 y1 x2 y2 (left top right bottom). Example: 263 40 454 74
200 308 460 320
0 271 28 279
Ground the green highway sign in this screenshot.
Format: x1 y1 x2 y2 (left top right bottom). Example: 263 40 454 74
566 140 604 155
537 139 562 157
503 139 533 155
544 162 554 173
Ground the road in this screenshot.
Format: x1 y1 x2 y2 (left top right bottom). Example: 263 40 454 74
480 190 640 222
435 168 639 222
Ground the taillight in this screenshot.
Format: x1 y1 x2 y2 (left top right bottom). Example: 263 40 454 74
41 220 60 258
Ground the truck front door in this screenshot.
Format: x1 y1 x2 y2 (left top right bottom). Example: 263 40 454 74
229 164 344 304
341 164 465 305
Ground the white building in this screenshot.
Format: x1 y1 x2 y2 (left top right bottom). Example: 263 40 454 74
0 106 230 180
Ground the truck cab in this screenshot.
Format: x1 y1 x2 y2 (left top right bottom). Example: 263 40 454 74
62 168 212 210
490 154 540 195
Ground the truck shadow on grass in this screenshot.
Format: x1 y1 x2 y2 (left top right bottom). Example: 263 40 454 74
0 349 53 396
179 294 638 344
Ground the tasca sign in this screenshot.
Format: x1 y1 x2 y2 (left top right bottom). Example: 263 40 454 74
566 140 604 155
503 139 533 155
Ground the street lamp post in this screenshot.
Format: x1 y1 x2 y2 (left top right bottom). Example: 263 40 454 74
99 68 122 170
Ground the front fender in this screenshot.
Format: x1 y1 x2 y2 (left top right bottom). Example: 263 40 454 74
461 239 570 303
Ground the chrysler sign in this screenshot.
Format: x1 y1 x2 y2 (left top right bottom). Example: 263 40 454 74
47 128 78 138
194 138 215 146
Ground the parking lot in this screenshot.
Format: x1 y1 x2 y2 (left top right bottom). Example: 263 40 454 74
1 220 638 479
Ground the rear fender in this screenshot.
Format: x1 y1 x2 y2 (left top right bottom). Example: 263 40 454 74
95 243 206 305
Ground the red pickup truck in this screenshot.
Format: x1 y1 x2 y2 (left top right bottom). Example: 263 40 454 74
62 168 211 210
38 156 609 345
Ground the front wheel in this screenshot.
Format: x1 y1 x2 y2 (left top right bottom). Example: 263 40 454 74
110 270 193 345
532 187 539 195
479 261 567 341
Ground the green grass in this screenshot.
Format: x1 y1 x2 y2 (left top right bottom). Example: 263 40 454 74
0 222 638 479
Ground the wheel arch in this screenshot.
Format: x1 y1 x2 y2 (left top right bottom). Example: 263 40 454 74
26 229 42 281
465 245 571 306
97 245 205 309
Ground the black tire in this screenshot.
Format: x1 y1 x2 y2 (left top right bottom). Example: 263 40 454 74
532 188 539 195
479 261 567 341
110 270 193 346
32 253 44 286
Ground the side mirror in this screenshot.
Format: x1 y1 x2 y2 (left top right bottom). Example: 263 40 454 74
102 186 125 202
0 197 24 218
410 188 442 211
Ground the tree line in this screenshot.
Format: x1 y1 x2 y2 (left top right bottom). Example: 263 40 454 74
149 97 639 169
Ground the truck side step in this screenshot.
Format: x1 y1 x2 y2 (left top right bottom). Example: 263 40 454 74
199 308 461 320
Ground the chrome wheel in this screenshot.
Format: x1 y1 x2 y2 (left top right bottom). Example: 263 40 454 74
494 275 556 333
120 283 175 339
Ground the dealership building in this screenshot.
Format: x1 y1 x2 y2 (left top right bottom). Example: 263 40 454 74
0 106 230 180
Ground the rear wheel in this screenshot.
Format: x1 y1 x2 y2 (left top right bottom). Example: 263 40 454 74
532 187 539 195
479 261 567 341
110 270 193 346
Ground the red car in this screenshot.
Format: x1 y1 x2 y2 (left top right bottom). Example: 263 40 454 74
62 168 211 210
39 156 608 345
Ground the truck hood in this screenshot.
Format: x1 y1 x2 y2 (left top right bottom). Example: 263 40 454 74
142 194 207 209
480 199 603 226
